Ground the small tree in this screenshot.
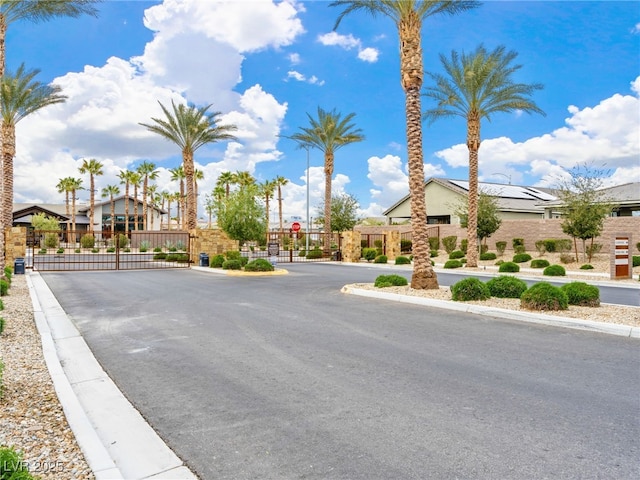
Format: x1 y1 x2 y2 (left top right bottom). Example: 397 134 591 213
556 164 615 262
315 193 360 233
455 192 502 248
31 213 61 249
214 185 266 246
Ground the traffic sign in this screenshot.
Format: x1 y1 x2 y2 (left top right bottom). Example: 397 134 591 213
291 222 301 232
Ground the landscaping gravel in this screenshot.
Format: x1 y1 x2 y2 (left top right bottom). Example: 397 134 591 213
0 275 94 480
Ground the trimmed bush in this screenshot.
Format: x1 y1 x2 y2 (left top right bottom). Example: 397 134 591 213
210 254 225 268
222 259 242 270
560 253 575 264
428 237 439 251
451 278 491 302
117 234 129 248
585 243 602 258
298 249 306 257
401 238 414 252
534 240 546 255
44 233 59 248
443 260 463 269
153 252 167 260
374 255 388 264
374 274 408 288
106 247 116 253
460 239 468 254
442 235 457 254
0 299 3 310
512 253 532 263
543 264 566 276
80 234 95 248
165 253 179 262
495 241 507 256
521 282 568 311
362 248 377 262
153 247 162 253
486 276 528 298
633 256 640 267
542 239 558 253
57 248 65 254
480 252 497 261
512 238 525 253
0 317 5 335
91 248 99 253
580 264 594 270
498 261 520 273
245 258 275 272
74 248 81 253
306 248 323 259
530 259 550 269
430 250 439 257
449 250 464 259
561 282 600 307
225 250 242 261
395 256 411 265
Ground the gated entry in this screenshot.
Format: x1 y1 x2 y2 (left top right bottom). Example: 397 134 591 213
28 230 192 271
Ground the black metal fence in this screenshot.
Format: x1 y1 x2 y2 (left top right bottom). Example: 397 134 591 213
28 230 192 271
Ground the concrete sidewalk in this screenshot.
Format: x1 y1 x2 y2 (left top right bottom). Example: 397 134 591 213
27 271 198 480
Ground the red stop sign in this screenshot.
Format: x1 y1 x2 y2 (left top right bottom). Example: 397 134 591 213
291 222 301 232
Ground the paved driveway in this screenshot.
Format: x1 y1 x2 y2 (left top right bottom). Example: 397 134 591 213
42 265 640 479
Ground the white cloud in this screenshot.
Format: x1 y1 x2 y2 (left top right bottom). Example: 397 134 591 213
632 22 640 34
358 47 379 63
288 53 301 64
318 31 379 63
286 70 324 85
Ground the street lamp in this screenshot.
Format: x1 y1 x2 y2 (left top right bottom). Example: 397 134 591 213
491 172 512 185
305 146 310 254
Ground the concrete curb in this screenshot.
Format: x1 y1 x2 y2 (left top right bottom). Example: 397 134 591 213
26 272 198 480
341 285 640 339
190 266 288 276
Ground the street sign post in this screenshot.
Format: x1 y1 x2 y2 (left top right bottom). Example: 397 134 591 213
291 222 301 232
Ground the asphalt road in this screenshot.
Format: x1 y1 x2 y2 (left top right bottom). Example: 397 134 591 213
42 265 639 479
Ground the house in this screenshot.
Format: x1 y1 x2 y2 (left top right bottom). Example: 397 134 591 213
539 182 640 219
13 195 167 234
383 177 558 225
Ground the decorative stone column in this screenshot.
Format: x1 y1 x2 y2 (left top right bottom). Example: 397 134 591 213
341 231 362 263
384 230 401 261
191 229 239 263
5 227 27 268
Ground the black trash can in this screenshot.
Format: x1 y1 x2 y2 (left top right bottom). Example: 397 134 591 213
14 257 25 275
199 253 209 267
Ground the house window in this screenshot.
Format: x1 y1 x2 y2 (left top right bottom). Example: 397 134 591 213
427 215 451 225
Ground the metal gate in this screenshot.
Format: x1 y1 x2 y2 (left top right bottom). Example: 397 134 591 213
254 231 342 263
28 230 192 271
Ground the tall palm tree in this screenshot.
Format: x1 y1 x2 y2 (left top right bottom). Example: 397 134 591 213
331 0 479 288
147 184 159 230
261 179 277 243
0 1 99 78
423 44 544 267
56 176 74 241
234 170 255 189
117 169 133 235
289 107 364 256
78 158 103 233
194 168 204 221
68 177 83 239
136 160 158 230
140 100 237 230
216 170 236 198
159 190 172 230
129 170 142 231
169 166 186 229
101 184 120 236
274 175 289 234
0 64 66 268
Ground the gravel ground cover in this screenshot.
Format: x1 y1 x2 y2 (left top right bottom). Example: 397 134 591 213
0 274 94 480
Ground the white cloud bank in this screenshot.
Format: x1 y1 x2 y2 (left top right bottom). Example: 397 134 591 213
317 31 379 63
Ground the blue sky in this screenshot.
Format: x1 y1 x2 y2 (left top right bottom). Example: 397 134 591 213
8 0 640 222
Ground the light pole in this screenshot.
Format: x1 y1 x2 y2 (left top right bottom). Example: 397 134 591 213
305 146 310 254
491 172 512 185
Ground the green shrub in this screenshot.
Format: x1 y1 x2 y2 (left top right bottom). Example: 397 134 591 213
74 248 81 253
38 248 47 254
542 239 558 253
495 259 504 266
374 274 408 288
428 237 439 251
210 254 225 268
245 258 275 272
633 256 640 267
560 282 600 307
0 317 5 334
486 276 528 298
165 253 178 262
117 234 129 248
495 241 507 256
449 250 464 259
0 280 8 296
498 261 520 273
176 240 187 251
176 253 190 263
637 241 640 253
512 238 525 251
585 243 602 258
374 255 388 264
153 252 167 260
479 252 497 261
521 282 568 311
222 259 242 270
373 239 383 249
543 264 566 276
556 239 572 253
0 446 38 479
225 250 242 261
444 260 463 269
360 239 368 249
395 256 411 265
451 277 491 301
91 248 99 253
57 248 65 254
460 239 468 254
400 238 413 252
0 357 4 398
306 248 323 259
123 247 131 253
44 233 59 248
442 235 457 254
80 234 95 249
530 259 550 269
106 247 116 253
153 247 162 253
512 253 532 263
580 264 594 270
560 253 575 264
362 248 377 262
139 240 150 253
534 240 546 255
3 266 11 277
0 299 3 310
430 250 438 258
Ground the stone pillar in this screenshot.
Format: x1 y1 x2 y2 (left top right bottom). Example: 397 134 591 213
191 229 239 264
5 227 27 268
384 230 401 261
341 231 362 263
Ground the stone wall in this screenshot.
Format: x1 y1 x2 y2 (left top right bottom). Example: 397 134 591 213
341 231 361 263
191 229 239 262
5 227 27 267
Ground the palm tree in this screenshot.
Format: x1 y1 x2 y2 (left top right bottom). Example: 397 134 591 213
194 168 204 221
68 177 83 240
101 184 120 236
261 179 277 243
234 170 255 189
289 107 364 256
56 176 74 241
216 170 236 197
0 64 66 267
159 190 170 230
117 169 133 235
0 1 99 78
275 175 289 234
78 158 104 233
423 44 544 267
136 160 158 230
169 166 186 229
330 0 479 289
129 171 142 231
140 100 237 230
147 185 159 230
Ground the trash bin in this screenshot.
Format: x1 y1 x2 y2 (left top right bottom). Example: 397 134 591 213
332 250 342 261
199 253 209 267
14 257 25 274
